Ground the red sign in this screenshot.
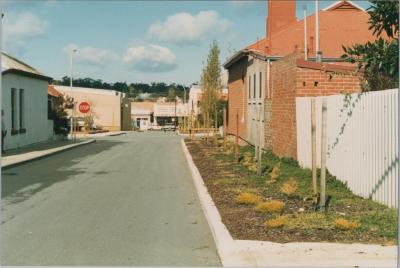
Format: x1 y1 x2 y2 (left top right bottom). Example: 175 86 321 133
79 102 90 113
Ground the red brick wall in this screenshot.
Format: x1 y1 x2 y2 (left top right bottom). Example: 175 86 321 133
227 57 248 140
271 53 298 158
271 52 362 159
296 68 361 97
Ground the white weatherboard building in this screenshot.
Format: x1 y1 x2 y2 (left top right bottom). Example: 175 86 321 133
1 52 54 150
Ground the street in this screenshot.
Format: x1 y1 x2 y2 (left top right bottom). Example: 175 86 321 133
1 132 221 266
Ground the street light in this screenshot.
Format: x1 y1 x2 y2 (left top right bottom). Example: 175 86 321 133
69 48 77 140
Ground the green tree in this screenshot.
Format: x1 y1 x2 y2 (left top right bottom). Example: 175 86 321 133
200 41 222 126
49 96 70 135
342 0 399 91
167 86 176 101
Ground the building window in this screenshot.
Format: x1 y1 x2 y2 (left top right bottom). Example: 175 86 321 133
248 75 251 100
259 72 262 99
11 88 18 134
19 89 25 132
253 73 256 100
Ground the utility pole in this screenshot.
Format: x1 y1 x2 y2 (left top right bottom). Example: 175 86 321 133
70 48 77 141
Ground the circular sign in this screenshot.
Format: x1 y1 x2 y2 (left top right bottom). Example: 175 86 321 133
79 102 90 113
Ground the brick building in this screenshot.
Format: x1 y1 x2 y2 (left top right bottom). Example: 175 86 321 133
224 0 376 158
270 51 362 158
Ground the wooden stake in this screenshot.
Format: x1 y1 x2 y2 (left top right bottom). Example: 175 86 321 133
214 108 218 146
235 110 239 162
320 98 327 210
257 107 262 176
311 98 317 197
223 107 227 151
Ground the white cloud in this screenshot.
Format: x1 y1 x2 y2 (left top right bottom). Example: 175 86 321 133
123 44 177 72
3 12 48 53
63 44 119 65
147 10 231 44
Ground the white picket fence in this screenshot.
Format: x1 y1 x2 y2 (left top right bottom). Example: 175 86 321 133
296 89 398 208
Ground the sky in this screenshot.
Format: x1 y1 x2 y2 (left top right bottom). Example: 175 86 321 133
2 0 370 86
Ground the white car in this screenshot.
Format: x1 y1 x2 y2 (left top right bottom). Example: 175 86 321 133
148 125 162 131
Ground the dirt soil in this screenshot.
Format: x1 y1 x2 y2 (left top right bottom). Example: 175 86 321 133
185 139 397 244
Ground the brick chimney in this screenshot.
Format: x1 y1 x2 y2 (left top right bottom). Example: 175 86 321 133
266 0 297 38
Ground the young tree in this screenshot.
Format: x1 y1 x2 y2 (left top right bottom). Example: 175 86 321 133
49 96 70 135
200 41 222 127
342 0 399 91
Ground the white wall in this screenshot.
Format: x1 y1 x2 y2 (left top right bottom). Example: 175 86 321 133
296 89 398 207
2 73 54 149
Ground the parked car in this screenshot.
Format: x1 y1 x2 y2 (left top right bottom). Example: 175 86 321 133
148 125 162 131
161 123 176 131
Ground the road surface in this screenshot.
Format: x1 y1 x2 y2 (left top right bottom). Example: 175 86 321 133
2 132 221 266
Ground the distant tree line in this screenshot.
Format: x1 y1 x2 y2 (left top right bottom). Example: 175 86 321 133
53 76 190 101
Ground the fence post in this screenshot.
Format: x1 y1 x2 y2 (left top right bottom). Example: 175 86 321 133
311 98 317 198
320 98 327 210
223 107 227 151
235 110 239 163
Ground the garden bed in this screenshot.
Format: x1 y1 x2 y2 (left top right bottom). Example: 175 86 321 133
185 138 397 245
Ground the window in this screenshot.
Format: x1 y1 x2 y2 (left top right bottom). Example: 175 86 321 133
259 72 262 99
19 89 25 131
248 75 251 100
48 98 53 119
11 88 17 133
253 74 256 100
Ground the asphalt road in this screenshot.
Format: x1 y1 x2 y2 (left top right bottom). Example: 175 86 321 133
1 132 221 266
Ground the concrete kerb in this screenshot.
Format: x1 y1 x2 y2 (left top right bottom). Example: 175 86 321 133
2 139 96 169
181 139 397 267
180 139 256 266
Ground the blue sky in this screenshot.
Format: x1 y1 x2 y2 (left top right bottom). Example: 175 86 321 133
2 0 370 86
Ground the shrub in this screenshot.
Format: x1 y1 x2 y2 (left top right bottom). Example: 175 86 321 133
264 216 287 228
335 218 361 230
280 178 298 196
255 200 284 213
236 192 262 205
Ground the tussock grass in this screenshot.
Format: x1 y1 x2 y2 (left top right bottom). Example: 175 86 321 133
265 216 287 228
280 178 297 196
236 192 262 205
267 163 281 184
255 200 284 213
285 213 333 230
335 218 361 230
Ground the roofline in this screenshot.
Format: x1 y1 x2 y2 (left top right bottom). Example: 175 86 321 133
322 0 366 12
2 68 52 82
223 50 248 69
296 59 360 73
2 51 44 74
